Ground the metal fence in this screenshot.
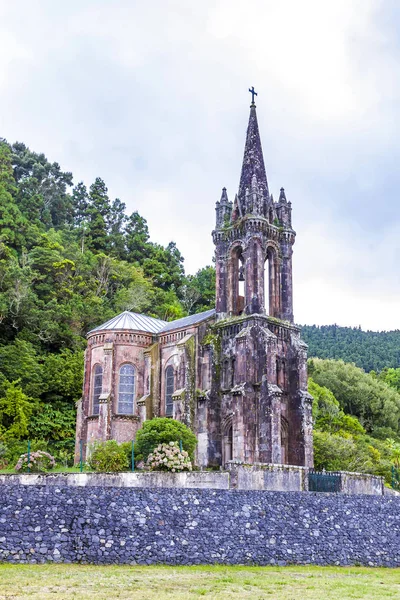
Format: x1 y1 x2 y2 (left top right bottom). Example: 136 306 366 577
391 465 400 490
308 469 342 493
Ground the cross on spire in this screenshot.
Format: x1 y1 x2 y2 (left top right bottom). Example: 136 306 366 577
249 86 257 106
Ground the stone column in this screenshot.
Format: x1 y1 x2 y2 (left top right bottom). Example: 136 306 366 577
280 238 294 322
268 252 279 317
98 342 113 441
136 398 146 424
274 257 281 318
215 247 228 315
98 396 110 442
269 385 283 464
245 239 264 315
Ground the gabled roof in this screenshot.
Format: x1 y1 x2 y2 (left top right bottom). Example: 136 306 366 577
159 309 215 333
88 311 167 335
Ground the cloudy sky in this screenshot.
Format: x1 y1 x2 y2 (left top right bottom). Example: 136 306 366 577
1 0 399 331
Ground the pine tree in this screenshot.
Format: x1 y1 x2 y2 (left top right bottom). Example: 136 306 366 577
87 177 111 252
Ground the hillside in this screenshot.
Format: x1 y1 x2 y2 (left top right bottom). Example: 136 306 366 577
301 325 400 372
0 138 214 458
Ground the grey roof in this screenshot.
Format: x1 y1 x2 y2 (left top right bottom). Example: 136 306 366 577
88 311 167 335
159 309 215 333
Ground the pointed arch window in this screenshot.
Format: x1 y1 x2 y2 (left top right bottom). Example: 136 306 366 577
165 365 174 417
92 364 103 415
118 364 136 414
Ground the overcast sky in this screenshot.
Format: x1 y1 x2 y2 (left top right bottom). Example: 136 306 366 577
1 0 399 331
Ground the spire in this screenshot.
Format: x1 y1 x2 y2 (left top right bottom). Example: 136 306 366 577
279 187 287 203
238 103 269 210
220 187 229 203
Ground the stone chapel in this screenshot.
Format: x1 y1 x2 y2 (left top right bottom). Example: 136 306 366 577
75 95 314 468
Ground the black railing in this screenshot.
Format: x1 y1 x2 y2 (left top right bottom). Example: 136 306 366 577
308 469 341 493
391 465 400 490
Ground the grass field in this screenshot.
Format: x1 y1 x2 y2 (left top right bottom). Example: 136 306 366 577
0 564 399 599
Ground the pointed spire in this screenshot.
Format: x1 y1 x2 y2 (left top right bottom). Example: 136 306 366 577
279 187 287 203
220 187 229 203
238 104 269 211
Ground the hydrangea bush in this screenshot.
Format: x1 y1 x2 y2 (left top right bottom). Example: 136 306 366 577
147 441 192 472
15 450 56 473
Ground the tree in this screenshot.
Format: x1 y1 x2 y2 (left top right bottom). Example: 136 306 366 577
378 368 400 393
0 142 28 250
301 324 400 372
11 142 73 228
309 378 365 436
107 198 127 259
0 381 33 441
309 359 400 435
125 211 150 262
87 178 111 252
181 265 216 314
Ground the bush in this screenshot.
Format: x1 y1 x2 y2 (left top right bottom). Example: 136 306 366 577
0 442 8 469
135 418 197 462
147 441 192 472
87 440 129 472
15 450 56 473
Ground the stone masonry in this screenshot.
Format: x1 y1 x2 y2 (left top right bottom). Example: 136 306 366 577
1 486 400 566
75 95 313 469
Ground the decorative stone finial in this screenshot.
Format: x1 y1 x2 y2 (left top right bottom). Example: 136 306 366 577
279 187 287 203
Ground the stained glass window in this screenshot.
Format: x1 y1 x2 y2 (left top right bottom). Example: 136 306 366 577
92 364 103 415
118 364 135 414
165 365 174 417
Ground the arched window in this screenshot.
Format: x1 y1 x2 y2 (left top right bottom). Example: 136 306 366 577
118 364 135 414
92 364 103 415
165 365 174 417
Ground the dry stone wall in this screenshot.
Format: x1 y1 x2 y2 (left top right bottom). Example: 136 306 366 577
1 486 400 566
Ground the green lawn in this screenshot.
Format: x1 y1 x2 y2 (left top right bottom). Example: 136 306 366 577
0 564 399 599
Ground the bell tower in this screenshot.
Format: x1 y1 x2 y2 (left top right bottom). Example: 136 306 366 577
208 89 313 469
213 91 295 322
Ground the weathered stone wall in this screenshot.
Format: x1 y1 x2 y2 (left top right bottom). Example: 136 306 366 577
227 463 384 495
0 467 383 495
0 472 229 489
1 486 400 566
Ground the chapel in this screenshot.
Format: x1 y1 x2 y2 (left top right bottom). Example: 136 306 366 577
75 93 314 468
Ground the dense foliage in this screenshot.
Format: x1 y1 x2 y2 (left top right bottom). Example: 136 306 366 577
309 360 400 482
0 139 214 461
87 440 129 472
302 324 400 372
134 418 197 462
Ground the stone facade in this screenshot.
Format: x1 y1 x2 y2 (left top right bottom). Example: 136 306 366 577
1 486 400 566
75 99 313 468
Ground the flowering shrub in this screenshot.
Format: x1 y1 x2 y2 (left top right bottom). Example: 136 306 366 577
147 441 192 472
15 450 56 473
135 418 197 462
87 440 129 472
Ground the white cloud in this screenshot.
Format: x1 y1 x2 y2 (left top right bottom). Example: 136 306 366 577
0 0 399 330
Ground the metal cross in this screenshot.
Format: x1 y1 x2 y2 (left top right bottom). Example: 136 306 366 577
249 86 257 105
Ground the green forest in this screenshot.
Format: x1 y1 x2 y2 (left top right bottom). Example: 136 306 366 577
301 324 400 372
1 138 400 482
